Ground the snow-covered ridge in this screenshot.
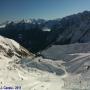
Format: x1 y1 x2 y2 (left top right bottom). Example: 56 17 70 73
0 35 33 58
40 42 90 89
0 19 46 25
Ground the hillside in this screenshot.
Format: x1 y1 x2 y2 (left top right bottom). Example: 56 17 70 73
0 35 65 90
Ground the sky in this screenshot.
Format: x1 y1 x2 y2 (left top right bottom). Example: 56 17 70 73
0 0 90 23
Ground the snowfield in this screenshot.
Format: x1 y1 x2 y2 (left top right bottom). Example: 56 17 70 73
0 35 90 90
41 43 90 90
0 36 66 90
0 56 66 90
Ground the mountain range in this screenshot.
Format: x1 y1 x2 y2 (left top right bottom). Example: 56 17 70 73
1 11 90 53
0 11 90 90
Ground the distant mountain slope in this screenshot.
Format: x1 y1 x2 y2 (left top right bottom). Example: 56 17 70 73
41 42 90 74
0 21 51 53
41 43 90 60
1 11 90 53
48 11 90 45
0 18 61 53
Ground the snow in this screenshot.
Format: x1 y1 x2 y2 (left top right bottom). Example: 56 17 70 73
0 24 6 28
0 35 32 59
0 55 66 90
42 28 51 32
0 35 66 90
0 36 20 50
8 39 20 49
1 35 90 90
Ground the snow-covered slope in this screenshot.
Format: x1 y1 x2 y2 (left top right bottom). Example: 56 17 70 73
41 43 90 60
41 42 90 89
0 56 65 90
1 35 90 90
16 42 90 90
41 42 90 74
0 36 66 90
0 35 33 58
